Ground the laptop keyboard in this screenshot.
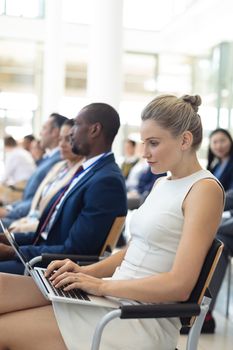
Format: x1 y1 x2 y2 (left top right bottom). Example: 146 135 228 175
41 270 91 301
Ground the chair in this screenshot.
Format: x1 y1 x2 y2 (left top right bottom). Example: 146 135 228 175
24 216 126 274
226 254 232 317
89 239 223 350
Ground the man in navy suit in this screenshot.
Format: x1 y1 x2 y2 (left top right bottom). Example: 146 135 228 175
0 113 67 227
0 103 127 274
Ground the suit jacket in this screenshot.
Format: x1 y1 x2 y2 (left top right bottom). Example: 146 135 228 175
211 154 233 191
225 189 233 211
9 160 84 233
5 150 61 221
15 153 127 260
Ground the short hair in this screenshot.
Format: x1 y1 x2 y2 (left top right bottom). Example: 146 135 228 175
207 128 233 170
81 103 120 145
23 134 35 142
125 139 136 148
4 136 17 147
50 113 68 130
63 118 74 128
142 94 203 150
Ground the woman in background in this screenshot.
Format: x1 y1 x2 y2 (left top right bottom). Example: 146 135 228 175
207 128 233 191
9 119 83 234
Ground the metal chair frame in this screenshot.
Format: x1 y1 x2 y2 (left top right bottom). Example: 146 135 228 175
90 239 223 350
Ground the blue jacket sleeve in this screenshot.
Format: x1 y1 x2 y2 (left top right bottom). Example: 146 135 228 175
18 175 127 261
6 200 32 220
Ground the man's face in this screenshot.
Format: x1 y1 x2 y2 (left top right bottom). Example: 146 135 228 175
70 111 91 156
40 118 55 149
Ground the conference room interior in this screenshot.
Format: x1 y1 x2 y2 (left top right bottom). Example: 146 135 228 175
0 1 233 348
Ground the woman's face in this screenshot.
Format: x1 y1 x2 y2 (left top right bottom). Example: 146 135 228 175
210 132 232 160
59 125 78 162
140 119 183 174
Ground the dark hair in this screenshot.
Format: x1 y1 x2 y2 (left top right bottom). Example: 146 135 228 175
207 128 233 170
142 94 203 150
126 139 136 148
4 136 17 147
50 113 68 130
81 103 120 145
63 118 74 128
23 134 35 142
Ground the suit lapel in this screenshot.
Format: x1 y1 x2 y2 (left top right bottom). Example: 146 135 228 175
48 153 114 230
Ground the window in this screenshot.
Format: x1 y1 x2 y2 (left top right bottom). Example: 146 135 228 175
1 0 44 18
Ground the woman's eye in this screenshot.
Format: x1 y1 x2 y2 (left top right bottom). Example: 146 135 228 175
150 141 158 146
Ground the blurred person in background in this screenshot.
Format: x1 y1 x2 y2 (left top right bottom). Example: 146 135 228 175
0 113 67 227
120 139 139 179
29 139 46 166
0 136 36 204
22 134 35 152
207 128 233 191
9 119 83 234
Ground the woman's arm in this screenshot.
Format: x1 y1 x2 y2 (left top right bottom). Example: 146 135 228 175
54 179 224 303
46 246 128 281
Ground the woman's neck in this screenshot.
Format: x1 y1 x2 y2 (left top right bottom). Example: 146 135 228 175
170 155 202 180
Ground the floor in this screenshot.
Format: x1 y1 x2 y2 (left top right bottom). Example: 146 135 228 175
178 262 233 350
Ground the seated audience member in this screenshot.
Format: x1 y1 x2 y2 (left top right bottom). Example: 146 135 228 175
9 119 83 234
0 113 67 228
0 94 224 350
207 128 233 191
121 139 139 179
0 103 127 275
29 139 45 166
125 157 148 192
127 165 166 209
0 136 36 204
22 134 35 152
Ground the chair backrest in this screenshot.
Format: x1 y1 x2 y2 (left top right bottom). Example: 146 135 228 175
181 238 224 326
100 216 126 255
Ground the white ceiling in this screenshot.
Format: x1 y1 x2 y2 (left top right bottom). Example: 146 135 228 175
0 0 232 57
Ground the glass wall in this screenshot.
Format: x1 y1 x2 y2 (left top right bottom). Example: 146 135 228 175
0 0 233 163
0 0 44 18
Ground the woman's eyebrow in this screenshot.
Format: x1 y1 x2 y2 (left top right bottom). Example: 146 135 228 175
144 137 161 141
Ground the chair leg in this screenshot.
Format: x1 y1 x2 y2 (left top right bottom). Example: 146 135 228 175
226 256 232 318
91 309 121 350
186 296 211 350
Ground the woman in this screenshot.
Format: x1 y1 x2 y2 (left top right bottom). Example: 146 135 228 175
0 94 224 350
9 119 83 234
207 128 233 191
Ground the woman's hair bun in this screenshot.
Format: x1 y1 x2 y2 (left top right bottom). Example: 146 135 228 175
181 94 202 112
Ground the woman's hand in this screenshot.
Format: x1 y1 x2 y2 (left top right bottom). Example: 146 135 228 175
45 259 81 280
52 271 106 297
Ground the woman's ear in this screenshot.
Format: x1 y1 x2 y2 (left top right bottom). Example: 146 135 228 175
181 131 193 150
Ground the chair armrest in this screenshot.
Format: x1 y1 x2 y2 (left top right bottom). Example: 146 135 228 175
41 253 100 266
119 303 200 319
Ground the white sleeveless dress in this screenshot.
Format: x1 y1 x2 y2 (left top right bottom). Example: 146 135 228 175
53 169 217 350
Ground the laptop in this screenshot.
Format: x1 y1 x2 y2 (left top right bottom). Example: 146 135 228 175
0 220 126 309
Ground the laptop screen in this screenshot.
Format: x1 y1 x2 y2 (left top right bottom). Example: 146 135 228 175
0 219 31 269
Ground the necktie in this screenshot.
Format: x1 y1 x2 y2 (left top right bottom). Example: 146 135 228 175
33 165 84 244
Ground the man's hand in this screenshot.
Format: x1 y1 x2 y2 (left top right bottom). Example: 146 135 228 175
0 243 15 260
0 233 10 245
